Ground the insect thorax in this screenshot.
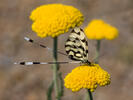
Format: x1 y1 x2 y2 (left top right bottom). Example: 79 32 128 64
81 60 92 66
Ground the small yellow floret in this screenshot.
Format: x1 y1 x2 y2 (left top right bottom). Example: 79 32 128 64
30 4 84 38
64 64 110 92
84 19 118 40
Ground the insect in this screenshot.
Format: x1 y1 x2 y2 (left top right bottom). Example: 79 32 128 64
65 27 91 65
14 27 92 66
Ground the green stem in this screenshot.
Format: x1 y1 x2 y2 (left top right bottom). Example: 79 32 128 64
53 37 60 100
95 40 101 64
87 89 93 100
47 81 54 100
58 72 64 97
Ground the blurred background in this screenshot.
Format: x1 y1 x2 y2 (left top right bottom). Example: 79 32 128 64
0 0 133 100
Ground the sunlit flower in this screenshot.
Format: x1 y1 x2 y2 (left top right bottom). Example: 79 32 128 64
30 4 84 38
84 19 118 40
64 64 110 92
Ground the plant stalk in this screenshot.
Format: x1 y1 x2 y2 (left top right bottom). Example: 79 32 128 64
95 40 101 64
47 81 54 100
87 89 93 100
53 37 60 100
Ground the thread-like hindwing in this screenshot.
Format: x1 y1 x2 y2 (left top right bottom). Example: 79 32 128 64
65 27 88 62
14 28 89 66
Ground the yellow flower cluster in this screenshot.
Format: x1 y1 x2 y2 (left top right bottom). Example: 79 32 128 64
84 19 118 40
64 64 110 92
30 4 84 38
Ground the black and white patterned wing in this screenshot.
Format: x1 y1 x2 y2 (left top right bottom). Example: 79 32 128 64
65 27 88 62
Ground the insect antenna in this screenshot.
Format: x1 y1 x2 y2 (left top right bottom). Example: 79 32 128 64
24 37 67 56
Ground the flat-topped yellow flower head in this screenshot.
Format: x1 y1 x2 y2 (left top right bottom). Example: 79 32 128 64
64 64 110 92
30 4 84 38
84 19 118 40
